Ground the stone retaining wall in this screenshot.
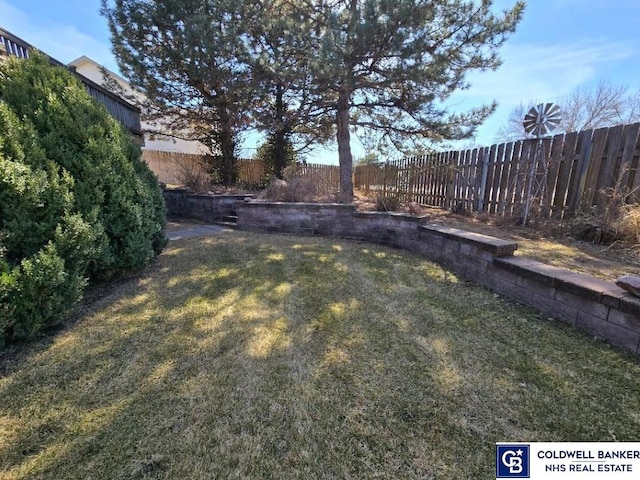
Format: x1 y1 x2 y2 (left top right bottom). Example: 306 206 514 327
235 201 357 236
164 190 640 356
164 189 250 223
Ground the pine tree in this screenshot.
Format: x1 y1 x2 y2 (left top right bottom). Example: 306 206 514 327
247 0 333 178
102 0 255 185
306 0 524 197
103 0 524 196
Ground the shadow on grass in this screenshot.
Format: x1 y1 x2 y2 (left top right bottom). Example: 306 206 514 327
1 232 640 479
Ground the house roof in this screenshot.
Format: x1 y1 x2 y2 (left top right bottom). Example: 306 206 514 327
68 55 133 90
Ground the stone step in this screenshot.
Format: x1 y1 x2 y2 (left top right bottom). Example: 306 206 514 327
214 215 238 229
214 221 238 229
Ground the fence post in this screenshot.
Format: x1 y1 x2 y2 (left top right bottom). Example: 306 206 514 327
382 162 388 196
476 149 490 212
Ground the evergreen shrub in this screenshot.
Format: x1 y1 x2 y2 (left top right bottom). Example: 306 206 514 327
254 134 297 185
0 53 167 345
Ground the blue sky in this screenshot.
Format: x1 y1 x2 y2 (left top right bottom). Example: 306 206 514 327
2 0 639 164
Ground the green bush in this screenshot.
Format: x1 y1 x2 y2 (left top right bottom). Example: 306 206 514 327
254 134 298 185
0 53 167 277
0 54 166 345
0 107 96 344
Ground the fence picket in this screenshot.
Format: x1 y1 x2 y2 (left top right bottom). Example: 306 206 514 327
568 129 594 215
496 142 513 216
489 143 506 214
629 126 640 202
581 127 609 208
545 134 565 218
618 123 640 193
596 125 626 210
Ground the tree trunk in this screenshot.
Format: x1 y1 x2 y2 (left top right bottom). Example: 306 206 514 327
336 91 353 200
273 130 287 179
273 83 288 179
217 105 237 186
219 125 237 186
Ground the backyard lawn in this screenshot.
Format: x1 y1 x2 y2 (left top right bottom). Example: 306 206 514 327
1 231 639 479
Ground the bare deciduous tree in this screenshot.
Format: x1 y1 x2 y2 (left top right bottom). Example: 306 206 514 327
495 80 640 143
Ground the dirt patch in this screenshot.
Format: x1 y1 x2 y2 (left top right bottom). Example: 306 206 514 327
424 208 638 281
353 192 639 282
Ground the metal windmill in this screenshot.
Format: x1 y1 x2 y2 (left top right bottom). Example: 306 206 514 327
520 103 562 224
523 103 562 138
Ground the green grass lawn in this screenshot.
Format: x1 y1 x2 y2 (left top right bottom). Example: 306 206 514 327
1 232 639 479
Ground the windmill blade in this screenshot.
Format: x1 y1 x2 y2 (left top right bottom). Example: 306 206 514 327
540 103 561 132
523 107 541 135
522 103 562 137
542 102 561 120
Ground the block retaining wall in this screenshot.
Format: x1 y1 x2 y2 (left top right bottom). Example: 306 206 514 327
164 189 251 223
163 190 640 356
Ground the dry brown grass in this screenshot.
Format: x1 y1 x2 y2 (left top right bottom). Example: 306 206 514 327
175 157 211 193
1 232 639 479
353 190 639 282
260 164 337 203
617 204 640 244
435 208 639 281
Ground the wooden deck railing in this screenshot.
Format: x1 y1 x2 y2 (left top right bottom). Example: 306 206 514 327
0 27 142 140
0 29 31 59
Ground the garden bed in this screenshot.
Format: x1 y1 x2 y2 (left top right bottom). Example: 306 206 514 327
395 204 640 283
163 188 639 282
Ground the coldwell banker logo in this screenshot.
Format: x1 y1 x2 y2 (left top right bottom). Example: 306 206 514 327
497 444 530 478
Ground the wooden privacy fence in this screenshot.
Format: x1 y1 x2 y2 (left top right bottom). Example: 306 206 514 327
288 161 341 193
354 122 640 219
142 150 207 186
142 149 340 190
237 158 340 189
142 150 266 186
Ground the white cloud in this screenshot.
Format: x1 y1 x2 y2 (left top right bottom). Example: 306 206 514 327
459 40 636 107
0 0 119 73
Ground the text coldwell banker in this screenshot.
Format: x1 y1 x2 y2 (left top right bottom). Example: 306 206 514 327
537 450 640 460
